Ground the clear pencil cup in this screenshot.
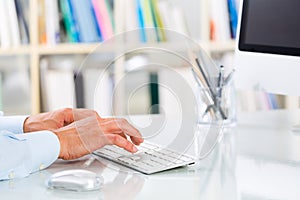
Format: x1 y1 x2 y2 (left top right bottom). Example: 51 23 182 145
196 81 237 127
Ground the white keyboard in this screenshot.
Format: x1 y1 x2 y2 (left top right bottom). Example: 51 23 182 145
93 142 195 174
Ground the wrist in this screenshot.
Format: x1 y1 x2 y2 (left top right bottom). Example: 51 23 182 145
52 129 64 159
52 126 76 160
23 116 30 133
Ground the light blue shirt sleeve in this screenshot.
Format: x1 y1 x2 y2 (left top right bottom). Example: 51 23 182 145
0 130 60 181
0 114 28 134
0 114 60 181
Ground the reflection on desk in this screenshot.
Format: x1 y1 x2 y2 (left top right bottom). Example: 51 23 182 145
1 110 300 200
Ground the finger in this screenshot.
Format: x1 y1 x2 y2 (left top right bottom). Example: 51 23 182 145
130 136 143 145
112 132 141 146
106 134 138 153
60 108 75 125
117 132 127 140
101 118 144 143
109 130 141 146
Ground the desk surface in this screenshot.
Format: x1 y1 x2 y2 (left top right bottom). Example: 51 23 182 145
2 110 300 200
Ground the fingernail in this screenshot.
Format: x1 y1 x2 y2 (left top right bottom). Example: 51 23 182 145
132 146 138 153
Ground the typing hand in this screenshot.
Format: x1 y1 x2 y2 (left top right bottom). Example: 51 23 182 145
53 115 144 160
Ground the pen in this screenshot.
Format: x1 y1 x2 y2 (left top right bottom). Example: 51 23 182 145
224 69 235 85
192 68 216 119
188 51 215 106
217 65 224 97
191 68 202 88
195 58 226 120
216 65 224 115
195 58 216 97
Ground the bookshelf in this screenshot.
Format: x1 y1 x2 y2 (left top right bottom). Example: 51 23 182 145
0 0 237 115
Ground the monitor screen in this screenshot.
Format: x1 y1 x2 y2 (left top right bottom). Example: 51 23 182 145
239 0 300 56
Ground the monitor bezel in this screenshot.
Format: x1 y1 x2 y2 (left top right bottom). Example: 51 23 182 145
238 0 300 57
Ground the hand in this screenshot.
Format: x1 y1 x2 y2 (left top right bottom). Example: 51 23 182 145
23 108 99 133
53 115 144 160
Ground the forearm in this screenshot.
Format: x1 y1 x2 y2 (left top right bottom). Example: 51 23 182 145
0 130 60 181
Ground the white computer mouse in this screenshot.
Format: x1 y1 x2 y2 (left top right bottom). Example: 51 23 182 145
46 169 103 192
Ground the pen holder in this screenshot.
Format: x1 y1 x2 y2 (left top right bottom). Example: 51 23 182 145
196 82 237 127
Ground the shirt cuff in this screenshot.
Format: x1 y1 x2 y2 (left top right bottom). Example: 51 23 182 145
0 116 28 134
17 131 60 172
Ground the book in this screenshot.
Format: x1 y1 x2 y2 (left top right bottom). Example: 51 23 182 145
0 0 11 48
149 72 159 114
114 0 126 35
106 0 115 31
15 0 30 44
70 0 101 43
74 71 85 108
150 0 166 42
0 0 22 47
92 0 114 41
268 93 279 109
157 1 188 40
45 0 60 44
136 0 147 42
141 0 157 42
7 0 21 46
38 0 47 44
84 68 113 116
227 0 238 38
82 68 98 110
124 0 139 43
59 0 80 43
40 58 50 110
40 57 77 111
57 1 69 43
44 69 75 111
210 0 231 41
157 1 172 29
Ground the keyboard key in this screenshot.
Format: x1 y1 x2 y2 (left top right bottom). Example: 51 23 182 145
109 146 133 156
149 156 172 166
179 155 194 162
130 156 142 161
95 149 120 159
117 157 136 165
132 162 152 171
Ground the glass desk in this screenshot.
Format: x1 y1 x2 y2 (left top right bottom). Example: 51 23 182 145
1 110 300 200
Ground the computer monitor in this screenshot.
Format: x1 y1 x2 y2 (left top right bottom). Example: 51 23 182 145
235 0 300 96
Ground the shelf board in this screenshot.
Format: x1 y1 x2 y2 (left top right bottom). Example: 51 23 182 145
0 40 236 56
205 40 236 52
37 42 197 55
0 46 31 55
38 43 101 55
